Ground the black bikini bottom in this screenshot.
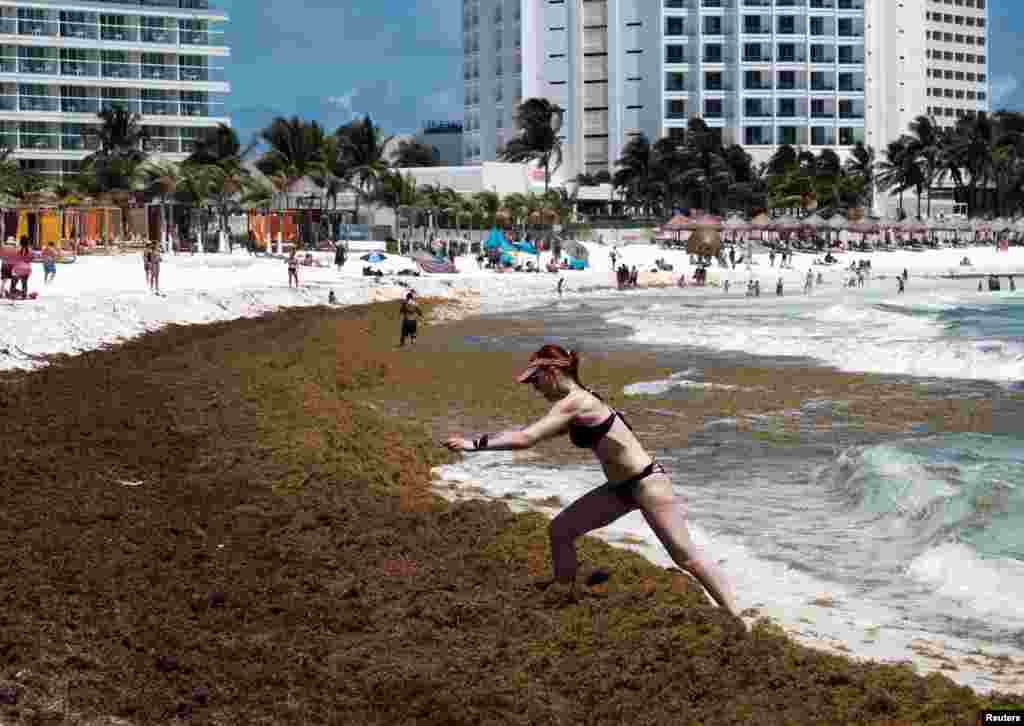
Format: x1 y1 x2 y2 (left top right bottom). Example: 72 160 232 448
608 461 666 505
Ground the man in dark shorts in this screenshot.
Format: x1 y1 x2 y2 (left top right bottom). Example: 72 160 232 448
399 291 422 347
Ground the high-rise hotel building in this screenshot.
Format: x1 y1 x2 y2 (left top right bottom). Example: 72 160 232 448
465 0 989 178
1 0 230 179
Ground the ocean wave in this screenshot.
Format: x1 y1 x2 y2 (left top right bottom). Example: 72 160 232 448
822 435 1024 562
605 293 1024 382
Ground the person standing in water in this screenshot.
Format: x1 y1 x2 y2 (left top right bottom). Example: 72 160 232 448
287 250 300 288
399 290 422 346
443 345 741 619
557 276 566 298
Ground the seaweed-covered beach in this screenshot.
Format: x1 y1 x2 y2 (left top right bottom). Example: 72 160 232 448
0 300 1018 725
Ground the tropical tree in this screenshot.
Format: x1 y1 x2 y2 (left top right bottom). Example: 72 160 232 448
373 170 420 242
905 115 943 218
843 142 876 209
83 104 149 184
186 123 252 168
336 115 393 226
876 138 915 218
140 160 185 247
500 98 564 193
677 118 731 212
256 117 327 227
392 139 440 168
472 190 501 229
613 134 658 215
943 112 996 217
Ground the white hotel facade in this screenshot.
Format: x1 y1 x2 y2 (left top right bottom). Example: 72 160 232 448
464 0 990 179
0 0 230 179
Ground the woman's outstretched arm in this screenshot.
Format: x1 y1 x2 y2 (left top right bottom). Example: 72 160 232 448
443 397 578 452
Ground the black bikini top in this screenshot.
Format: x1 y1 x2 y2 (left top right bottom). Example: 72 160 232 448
568 389 634 449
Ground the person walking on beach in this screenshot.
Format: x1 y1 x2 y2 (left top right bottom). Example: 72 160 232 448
42 245 57 284
442 345 741 619
804 270 813 295
1010 275 1017 292
149 244 162 294
898 276 905 294
776 277 784 296
557 277 565 298
399 290 422 347
335 242 346 271
143 245 153 287
287 250 299 288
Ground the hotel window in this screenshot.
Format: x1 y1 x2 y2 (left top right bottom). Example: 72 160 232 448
703 15 722 34
665 71 686 91
704 98 723 117
666 45 685 63
705 71 723 90
666 16 684 35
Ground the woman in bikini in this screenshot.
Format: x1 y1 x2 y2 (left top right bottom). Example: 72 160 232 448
443 344 740 618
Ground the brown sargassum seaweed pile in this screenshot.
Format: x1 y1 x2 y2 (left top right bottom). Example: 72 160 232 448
0 301 1015 725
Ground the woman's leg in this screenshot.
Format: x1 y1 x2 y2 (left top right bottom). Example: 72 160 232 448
633 474 740 617
550 483 636 582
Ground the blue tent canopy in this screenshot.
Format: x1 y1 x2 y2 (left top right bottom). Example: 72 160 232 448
484 227 514 251
513 239 538 255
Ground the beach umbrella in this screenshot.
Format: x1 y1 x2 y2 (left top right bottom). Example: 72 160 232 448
685 226 721 259
750 211 771 228
664 213 691 230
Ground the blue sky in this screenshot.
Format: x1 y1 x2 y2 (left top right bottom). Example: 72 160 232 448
219 0 1024 146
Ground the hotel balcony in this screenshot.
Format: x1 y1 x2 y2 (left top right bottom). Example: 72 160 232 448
0 53 227 86
0 16 227 50
0 89 227 120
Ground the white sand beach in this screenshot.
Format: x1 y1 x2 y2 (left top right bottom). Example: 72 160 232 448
2 241 1022 371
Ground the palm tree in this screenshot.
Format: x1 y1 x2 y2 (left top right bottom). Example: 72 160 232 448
81 104 149 234
500 98 564 194
200 162 249 251
843 142 876 210
186 123 253 167
373 170 420 242
876 138 914 218
678 118 731 213
613 134 657 216
140 160 184 248
944 112 995 217
335 115 393 227
257 117 326 181
472 190 501 229
906 115 943 218
392 139 440 168
257 117 327 246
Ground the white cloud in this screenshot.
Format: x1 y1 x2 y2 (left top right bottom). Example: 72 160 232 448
992 75 1020 106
